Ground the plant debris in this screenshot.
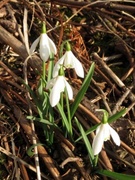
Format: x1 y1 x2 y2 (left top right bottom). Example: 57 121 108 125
0 0 135 179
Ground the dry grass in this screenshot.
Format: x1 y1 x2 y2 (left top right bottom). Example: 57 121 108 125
0 0 135 179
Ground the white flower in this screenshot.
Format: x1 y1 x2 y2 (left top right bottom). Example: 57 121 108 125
53 51 84 78
30 33 57 62
92 123 120 155
46 76 73 107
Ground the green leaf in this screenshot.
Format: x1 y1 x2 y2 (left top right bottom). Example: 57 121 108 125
27 115 59 127
27 116 50 123
57 103 70 133
27 143 44 157
108 108 126 124
75 108 126 142
71 62 95 119
75 123 100 142
75 117 94 165
97 169 135 180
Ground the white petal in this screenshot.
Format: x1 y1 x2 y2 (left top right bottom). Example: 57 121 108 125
95 124 101 134
49 76 65 107
109 126 121 146
50 88 60 107
102 123 111 141
74 57 84 78
66 51 84 78
30 37 40 55
47 35 57 55
64 79 73 100
39 34 50 61
52 55 65 78
64 51 75 68
46 78 56 89
52 63 60 78
92 125 104 155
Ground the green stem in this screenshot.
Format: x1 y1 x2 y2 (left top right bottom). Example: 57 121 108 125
93 155 98 167
42 61 46 88
47 53 54 82
60 92 65 130
59 40 71 58
65 89 72 139
60 92 64 109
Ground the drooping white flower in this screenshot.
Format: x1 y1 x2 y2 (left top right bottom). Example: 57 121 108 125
46 75 73 107
92 123 120 155
53 50 84 78
30 24 57 62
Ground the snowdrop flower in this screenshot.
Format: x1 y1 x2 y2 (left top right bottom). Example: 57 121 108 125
53 42 84 78
30 22 57 62
92 110 120 155
46 75 73 107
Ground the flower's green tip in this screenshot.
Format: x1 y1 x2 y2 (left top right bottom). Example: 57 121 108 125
96 109 109 124
102 109 109 124
66 41 71 51
59 65 64 76
42 22 46 34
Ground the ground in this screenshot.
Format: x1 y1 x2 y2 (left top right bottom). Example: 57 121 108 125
0 0 135 180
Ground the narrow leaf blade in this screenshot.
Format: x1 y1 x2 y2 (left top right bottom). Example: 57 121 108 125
71 62 95 118
97 169 135 180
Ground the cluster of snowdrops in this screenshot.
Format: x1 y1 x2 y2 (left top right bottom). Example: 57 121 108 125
29 22 121 157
